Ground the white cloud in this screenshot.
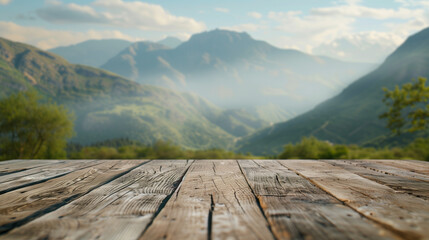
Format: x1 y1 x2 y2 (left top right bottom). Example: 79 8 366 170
0 0 11 5
266 0 429 62
395 0 429 7
313 32 404 63
311 5 424 20
0 21 141 49
214 8 229 13
268 11 355 50
248 12 262 19
36 0 206 32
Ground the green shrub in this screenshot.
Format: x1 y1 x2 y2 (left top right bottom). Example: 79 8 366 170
68 140 253 159
278 136 428 161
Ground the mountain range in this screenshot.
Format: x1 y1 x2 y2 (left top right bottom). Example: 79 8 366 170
49 37 183 69
237 27 429 155
49 39 132 68
100 30 375 123
0 37 266 149
3 27 427 154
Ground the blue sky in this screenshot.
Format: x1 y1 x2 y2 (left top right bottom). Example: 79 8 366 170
0 0 428 62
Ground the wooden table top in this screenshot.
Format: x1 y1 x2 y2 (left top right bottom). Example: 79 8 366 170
0 159 428 240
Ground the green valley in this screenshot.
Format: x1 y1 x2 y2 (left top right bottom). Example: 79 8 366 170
0 37 267 150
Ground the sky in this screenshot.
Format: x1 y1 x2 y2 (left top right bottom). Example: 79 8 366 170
0 0 428 63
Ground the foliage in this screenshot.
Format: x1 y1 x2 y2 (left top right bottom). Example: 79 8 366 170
278 136 429 161
0 91 74 160
279 137 349 159
68 140 253 160
0 37 267 151
380 77 429 135
238 27 429 155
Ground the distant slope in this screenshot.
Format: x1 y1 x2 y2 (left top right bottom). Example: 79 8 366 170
158 37 183 48
101 41 172 85
237 27 429 155
49 39 132 68
102 29 374 122
0 37 266 149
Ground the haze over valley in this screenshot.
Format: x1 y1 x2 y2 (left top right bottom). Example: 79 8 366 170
0 0 428 158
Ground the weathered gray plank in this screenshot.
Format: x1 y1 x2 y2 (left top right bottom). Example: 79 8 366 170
0 160 24 165
238 160 396 240
140 160 274 240
368 160 429 176
0 160 145 234
0 160 62 175
0 160 100 194
280 160 429 240
324 160 429 200
349 160 429 182
1 160 191 240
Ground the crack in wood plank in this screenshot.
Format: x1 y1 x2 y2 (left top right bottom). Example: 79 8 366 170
140 160 274 240
0 160 146 235
323 160 429 201
1 160 194 240
280 160 429 240
239 160 398 240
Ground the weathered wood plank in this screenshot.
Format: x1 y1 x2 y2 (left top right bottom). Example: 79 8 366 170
368 160 429 176
349 160 429 182
280 160 429 240
0 160 145 234
141 160 274 240
1 160 191 240
324 160 429 200
0 160 24 165
238 160 396 240
0 160 100 194
0 160 62 176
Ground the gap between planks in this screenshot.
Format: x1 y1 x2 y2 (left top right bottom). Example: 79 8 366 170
279 160 429 240
239 160 398 240
140 160 275 240
1 160 192 240
0 160 148 235
1 159 428 240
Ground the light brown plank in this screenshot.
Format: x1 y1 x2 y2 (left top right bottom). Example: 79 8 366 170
0 160 100 194
140 160 274 240
324 160 429 200
0 160 145 234
368 160 429 176
280 160 429 240
1 160 190 240
0 160 63 175
0 160 24 165
238 160 396 240
349 160 429 182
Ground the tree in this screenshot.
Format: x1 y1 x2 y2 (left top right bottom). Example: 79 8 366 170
0 91 74 160
380 77 429 135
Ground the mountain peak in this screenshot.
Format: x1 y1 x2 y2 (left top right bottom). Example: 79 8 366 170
187 29 253 44
157 37 183 48
385 27 429 63
175 29 275 60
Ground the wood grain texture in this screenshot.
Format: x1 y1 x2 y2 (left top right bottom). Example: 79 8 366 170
280 160 429 240
141 160 274 240
0 160 144 234
1 160 191 240
0 160 100 194
368 160 429 176
239 160 396 240
324 160 429 200
0 160 62 176
0 160 24 165
349 160 429 182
